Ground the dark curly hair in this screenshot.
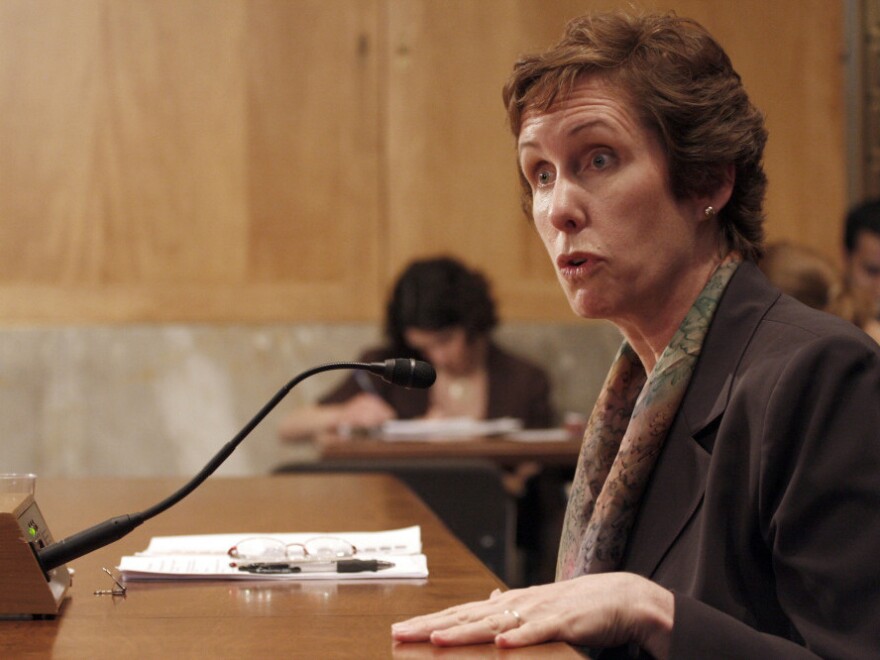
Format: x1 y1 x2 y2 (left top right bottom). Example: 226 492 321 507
502 9 768 261
385 256 498 354
844 197 880 254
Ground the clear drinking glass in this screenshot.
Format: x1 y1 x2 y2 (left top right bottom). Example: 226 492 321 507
0 473 37 498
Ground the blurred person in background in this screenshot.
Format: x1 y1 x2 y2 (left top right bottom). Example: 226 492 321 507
761 241 880 343
278 255 553 440
843 197 880 320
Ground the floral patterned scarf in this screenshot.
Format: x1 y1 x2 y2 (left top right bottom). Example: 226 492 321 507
556 257 741 579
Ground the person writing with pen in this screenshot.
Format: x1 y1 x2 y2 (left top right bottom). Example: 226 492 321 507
391 9 880 657
277 255 554 440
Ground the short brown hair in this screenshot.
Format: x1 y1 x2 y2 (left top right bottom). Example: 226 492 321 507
503 10 768 261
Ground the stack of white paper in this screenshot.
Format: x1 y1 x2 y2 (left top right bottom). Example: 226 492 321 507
118 525 428 581
379 417 523 441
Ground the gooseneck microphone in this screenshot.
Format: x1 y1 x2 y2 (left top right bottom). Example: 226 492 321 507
36 358 435 573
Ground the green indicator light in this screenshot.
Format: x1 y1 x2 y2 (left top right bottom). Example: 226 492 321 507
28 526 37 538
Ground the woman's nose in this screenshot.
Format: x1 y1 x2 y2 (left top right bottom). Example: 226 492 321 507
545 177 586 233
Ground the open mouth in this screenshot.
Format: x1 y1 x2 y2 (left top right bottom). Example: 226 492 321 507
558 253 594 267
557 252 599 278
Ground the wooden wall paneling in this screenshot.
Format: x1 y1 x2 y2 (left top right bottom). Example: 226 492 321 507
0 1 104 287
664 0 847 264
245 0 384 321
0 0 383 322
0 0 248 320
0 0 848 323
862 0 880 199
384 0 578 322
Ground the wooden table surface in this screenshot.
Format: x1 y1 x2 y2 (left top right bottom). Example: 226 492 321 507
0 475 582 659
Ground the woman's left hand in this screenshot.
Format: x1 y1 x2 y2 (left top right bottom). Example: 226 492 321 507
391 572 674 658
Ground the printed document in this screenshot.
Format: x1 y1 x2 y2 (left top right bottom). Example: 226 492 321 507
118 525 428 581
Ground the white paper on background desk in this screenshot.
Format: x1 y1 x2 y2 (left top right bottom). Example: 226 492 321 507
505 428 573 443
118 525 428 581
379 416 523 441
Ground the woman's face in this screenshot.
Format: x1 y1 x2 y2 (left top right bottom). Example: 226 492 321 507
517 75 711 330
403 327 476 377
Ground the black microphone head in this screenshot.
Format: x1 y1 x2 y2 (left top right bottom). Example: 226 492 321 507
381 358 436 389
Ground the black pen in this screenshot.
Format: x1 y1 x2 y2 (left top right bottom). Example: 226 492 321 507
234 559 395 574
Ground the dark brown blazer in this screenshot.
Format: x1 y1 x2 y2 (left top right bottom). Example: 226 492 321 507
620 262 880 658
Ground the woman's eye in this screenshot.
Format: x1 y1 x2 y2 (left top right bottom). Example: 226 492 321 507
591 152 611 169
535 168 555 186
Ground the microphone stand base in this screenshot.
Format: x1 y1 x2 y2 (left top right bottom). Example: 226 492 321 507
0 494 70 617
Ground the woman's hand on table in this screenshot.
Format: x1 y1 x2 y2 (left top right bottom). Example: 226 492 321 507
391 572 674 658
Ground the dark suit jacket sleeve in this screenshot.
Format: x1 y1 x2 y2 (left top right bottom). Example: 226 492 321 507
671 333 880 659
486 343 555 428
672 594 819 659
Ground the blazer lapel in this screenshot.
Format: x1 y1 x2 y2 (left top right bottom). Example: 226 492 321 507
622 262 780 577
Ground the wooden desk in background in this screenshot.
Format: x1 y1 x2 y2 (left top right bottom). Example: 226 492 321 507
0 475 580 658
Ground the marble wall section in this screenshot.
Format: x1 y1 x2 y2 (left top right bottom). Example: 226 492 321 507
0 322 622 478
